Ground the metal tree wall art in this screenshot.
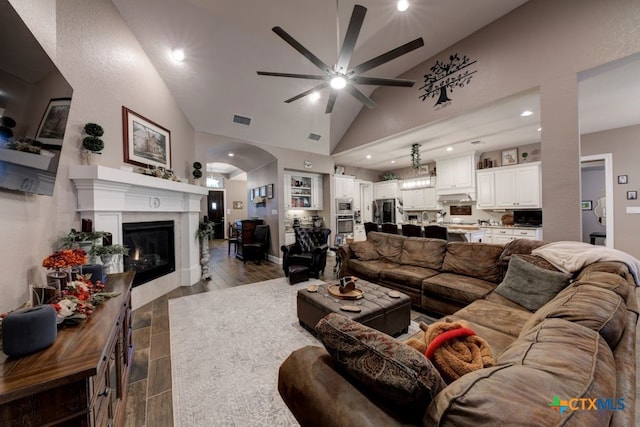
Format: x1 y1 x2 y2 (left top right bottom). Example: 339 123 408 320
419 53 477 108
411 144 421 170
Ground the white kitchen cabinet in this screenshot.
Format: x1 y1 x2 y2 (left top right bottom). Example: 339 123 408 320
475 170 495 209
484 226 543 244
334 175 355 198
436 154 477 193
494 163 541 208
373 180 399 199
475 162 541 209
401 188 439 210
284 172 323 210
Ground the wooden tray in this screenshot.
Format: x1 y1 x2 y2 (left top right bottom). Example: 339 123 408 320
328 285 364 300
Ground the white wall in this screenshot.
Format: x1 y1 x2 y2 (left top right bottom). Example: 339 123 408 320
0 0 195 313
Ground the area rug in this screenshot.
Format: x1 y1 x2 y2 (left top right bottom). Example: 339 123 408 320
169 278 419 426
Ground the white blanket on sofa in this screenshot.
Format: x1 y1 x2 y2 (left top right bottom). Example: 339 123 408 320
532 241 640 286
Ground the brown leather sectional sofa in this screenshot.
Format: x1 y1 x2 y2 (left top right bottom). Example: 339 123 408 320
279 233 639 426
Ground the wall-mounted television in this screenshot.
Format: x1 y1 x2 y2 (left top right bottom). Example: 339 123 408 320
0 1 73 196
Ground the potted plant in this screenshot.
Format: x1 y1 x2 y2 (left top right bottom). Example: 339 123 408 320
82 122 104 165
89 244 129 269
192 161 203 184
521 152 529 163
60 229 106 253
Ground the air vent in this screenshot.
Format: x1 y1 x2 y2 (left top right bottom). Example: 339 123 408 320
308 133 321 141
232 114 251 126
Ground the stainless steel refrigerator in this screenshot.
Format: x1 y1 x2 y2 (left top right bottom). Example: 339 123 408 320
373 199 396 224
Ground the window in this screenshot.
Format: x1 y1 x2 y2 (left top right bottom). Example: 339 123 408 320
207 176 224 188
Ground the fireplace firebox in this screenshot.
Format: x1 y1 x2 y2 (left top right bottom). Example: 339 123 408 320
123 221 175 287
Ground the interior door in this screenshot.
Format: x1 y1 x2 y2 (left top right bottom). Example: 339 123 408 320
207 190 225 239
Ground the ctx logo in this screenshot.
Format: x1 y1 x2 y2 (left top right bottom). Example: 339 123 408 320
549 396 625 413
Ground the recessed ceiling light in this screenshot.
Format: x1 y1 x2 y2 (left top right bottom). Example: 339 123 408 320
397 0 409 12
171 48 185 62
446 147 453 152
520 110 533 117
228 153 234 157
390 160 396 164
330 76 347 90
309 91 320 102
537 127 542 132
365 154 372 159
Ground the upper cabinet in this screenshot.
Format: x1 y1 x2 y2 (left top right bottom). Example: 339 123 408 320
334 175 356 198
401 188 439 210
476 162 541 209
436 154 478 194
285 172 323 210
373 180 399 200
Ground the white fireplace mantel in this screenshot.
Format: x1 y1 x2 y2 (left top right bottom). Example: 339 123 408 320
69 165 208 308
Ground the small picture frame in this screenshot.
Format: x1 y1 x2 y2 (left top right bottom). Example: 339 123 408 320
233 201 243 209
260 185 267 197
501 148 518 166
36 98 72 146
267 183 274 199
249 189 254 202
335 165 345 175
627 191 637 200
581 200 592 210
618 175 628 184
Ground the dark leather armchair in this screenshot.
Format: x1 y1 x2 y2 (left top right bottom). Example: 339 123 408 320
242 224 270 263
281 228 331 278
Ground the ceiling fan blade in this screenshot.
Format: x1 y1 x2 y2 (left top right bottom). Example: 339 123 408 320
272 26 332 72
350 76 416 87
257 71 327 81
284 82 329 103
350 37 424 75
336 4 367 73
345 84 376 109
325 90 338 114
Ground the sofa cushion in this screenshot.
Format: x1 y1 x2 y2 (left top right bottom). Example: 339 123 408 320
349 240 379 261
379 265 440 291
368 232 405 263
426 318 617 426
346 259 399 281
521 283 626 349
399 237 447 270
316 313 446 413
498 238 547 265
442 242 504 283
452 299 531 338
494 256 573 311
422 273 496 305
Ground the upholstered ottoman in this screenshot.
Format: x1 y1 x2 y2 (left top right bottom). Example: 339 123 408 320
297 278 411 337
288 265 310 285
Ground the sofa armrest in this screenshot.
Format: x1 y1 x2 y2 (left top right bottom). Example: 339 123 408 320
281 243 297 255
278 346 415 427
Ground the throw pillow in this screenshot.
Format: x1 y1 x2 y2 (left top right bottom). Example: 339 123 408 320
495 256 573 311
316 313 446 413
349 241 379 261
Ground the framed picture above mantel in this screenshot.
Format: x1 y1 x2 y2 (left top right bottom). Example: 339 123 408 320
122 106 172 169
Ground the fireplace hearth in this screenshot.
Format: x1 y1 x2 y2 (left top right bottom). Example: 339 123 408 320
123 221 175 287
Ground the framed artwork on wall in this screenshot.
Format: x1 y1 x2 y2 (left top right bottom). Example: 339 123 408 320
501 148 518 166
249 189 254 202
618 175 628 184
267 183 274 199
260 185 266 197
581 200 592 210
122 106 172 169
233 201 243 209
36 98 72 146
627 191 637 200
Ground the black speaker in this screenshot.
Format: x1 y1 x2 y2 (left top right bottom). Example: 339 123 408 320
2 305 57 358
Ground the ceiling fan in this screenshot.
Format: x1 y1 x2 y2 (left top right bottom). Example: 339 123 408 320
257 4 424 114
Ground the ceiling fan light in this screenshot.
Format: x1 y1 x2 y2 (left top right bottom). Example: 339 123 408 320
397 0 409 12
330 76 347 90
309 91 321 102
171 48 185 62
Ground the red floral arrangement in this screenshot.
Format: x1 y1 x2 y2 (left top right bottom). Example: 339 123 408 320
42 249 87 269
51 273 120 325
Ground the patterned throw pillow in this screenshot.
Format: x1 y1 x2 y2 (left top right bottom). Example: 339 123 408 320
316 313 446 413
495 256 573 311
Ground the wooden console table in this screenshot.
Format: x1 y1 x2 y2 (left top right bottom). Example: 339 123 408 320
0 271 134 426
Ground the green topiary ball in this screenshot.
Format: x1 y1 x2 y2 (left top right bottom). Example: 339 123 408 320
84 123 104 137
193 161 202 170
192 169 203 179
83 136 104 152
